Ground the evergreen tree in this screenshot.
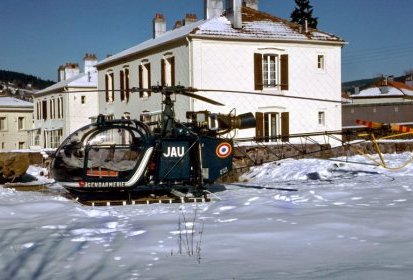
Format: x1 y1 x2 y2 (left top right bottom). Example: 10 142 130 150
290 0 318 29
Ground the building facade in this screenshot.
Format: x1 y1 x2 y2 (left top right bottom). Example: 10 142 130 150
96 0 345 143
343 78 413 128
31 54 99 149
0 97 33 150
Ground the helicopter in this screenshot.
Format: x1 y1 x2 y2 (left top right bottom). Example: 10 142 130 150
50 85 256 204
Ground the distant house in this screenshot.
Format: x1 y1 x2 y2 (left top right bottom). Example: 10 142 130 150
95 0 345 142
30 54 99 149
343 77 413 128
0 97 33 150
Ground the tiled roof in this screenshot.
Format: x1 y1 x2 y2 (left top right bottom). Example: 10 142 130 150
195 7 343 42
0 97 33 108
97 7 344 67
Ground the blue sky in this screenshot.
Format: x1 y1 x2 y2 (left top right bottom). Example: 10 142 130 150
0 0 412 82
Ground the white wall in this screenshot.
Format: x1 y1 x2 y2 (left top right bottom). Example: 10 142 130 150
190 39 343 140
98 44 191 120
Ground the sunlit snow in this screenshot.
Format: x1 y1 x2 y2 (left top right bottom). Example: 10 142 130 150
1 153 413 279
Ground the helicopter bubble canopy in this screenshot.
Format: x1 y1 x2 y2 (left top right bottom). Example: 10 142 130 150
51 118 152 184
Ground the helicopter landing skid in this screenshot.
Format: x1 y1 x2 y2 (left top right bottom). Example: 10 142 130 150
66 186 210 206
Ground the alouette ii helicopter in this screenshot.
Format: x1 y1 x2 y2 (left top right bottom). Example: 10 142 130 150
50 85 256 204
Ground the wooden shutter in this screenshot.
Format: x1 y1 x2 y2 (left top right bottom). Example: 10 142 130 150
147 63 151 96
110 73 115 101
161 59 166 86
281 112 289 142
280 54 289 91
120 70 125 101
42 100 47 120
255 112 264 141
254 53 263 90
105 74 109 102
138 65 143 98
125 68 130 102
170 57 175 86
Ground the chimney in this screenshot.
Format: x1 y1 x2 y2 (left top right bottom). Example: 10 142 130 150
174 20 183 29
226 0 242 29
83 53 97 74
243 0 259 10
184 13 198 25
58 63 80 81
58 65 65 82
153 13 166 38
204 0 224 19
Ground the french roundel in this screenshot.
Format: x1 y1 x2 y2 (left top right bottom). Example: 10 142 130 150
216 142 232 158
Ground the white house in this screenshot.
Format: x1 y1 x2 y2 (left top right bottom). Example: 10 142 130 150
31 54 99 149
95 0 345 143
0 97 33 150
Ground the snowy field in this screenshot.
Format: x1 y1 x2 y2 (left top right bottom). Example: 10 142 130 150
1 153 413 280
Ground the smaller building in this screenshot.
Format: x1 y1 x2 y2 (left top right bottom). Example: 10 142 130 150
31 54 99 149
343 77 413 128
0 97 33 150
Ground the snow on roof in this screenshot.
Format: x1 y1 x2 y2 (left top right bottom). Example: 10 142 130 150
351 81 413 98
35 71 97 95
97 20 207 67
97 7 344 67
0 97 33 108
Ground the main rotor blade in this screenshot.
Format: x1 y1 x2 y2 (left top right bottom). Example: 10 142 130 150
178 91 224 106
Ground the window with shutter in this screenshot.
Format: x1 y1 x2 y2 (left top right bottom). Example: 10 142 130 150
255 53 289 91
139 63 151 98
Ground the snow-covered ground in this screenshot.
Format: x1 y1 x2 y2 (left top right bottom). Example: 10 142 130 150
1 153 413 279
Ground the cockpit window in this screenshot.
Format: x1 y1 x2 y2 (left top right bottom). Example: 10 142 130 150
52 125 147 182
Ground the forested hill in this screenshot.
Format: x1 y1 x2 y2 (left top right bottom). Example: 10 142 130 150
0 70 54 89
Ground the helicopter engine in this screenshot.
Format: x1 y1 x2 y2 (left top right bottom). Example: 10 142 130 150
186 111 256 135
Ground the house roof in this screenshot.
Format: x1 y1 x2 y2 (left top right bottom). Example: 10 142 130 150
97 6 345 68
35 71 98 96
0 97 33 108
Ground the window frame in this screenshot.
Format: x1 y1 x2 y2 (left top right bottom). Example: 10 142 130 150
18 116 25 130
0 116 7 131
318 111 326 126
317 54 325 70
